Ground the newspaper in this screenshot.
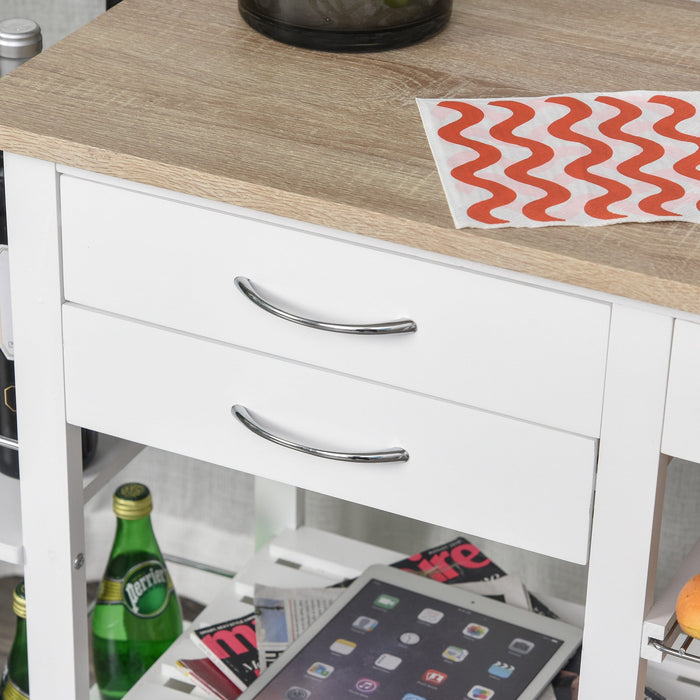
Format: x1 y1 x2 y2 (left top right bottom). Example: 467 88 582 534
254 584 344 671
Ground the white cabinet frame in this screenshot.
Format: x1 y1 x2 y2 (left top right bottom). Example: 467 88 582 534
4 153 686 700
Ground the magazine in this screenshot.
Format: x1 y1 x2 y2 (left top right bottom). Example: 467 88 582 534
388 536 558 618
190 612 260 691
175 657 242 699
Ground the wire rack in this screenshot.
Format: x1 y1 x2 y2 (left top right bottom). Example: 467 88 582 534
650 619 700 664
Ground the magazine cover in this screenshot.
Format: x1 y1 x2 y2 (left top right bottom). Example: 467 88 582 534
190 612 260 690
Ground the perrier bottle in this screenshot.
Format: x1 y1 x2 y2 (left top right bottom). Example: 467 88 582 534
92 483 182 699
1 581 29 700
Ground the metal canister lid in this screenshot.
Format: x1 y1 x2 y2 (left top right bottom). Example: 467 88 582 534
0 18 42 60
12 581 26 619
113 482 153 520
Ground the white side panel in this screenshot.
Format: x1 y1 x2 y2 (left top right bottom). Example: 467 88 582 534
62 305 598 564
662 319 700 463
579 306 673 700
60 176 610 437
5 155 90 700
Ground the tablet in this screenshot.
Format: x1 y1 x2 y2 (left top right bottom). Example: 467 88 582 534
239 564 582 700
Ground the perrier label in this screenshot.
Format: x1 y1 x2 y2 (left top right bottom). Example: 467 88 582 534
92 484 182 700
98 559 175 618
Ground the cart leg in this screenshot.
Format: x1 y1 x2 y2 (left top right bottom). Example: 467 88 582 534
578 305 672 700
5 154 90 700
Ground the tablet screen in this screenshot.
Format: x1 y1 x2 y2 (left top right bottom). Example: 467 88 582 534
252 578 566 700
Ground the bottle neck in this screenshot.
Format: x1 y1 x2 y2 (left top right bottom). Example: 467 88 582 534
111 515 161 557
12 616 27 651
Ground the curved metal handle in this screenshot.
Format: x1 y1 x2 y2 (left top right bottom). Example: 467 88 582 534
231 405 409 463
234 277 417 335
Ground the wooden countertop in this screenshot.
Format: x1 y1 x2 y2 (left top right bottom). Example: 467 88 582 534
0 0 698 313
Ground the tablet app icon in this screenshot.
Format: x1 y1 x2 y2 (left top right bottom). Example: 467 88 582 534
374 594 399 610
307 662 334 679
509 638 535 655
442 645 468 662
285 689 311 700
417 608 444 624
375 653 402 670
399 631 421 645
355 678 380 693
353 616 378 632
421 669 447 686
402 694 426 700
463 623 489 639
489 660 515 678
330 638 356 655
467 687 494 699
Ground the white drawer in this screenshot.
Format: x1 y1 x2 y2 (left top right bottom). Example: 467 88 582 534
663 320 700 462
60 176 610 437
63 305 597 564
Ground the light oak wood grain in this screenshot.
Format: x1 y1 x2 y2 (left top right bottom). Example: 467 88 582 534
0 0 698 312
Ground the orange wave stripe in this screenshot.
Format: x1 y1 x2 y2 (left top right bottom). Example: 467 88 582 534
489 100 569 222
596 95 683 217
437 101 516 224
546 96 630 220
650 94 700 212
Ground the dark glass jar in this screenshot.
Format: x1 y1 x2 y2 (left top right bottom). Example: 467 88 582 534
238 0 452 52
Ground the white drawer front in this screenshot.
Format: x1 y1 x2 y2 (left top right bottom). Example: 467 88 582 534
663 320 700 463
60 176 610 437
63 305 598 564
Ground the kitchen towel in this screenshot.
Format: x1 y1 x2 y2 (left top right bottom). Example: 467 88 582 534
417 91 700 229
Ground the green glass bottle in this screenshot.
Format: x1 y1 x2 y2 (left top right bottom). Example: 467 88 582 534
1 581 29 700
92 483 182 699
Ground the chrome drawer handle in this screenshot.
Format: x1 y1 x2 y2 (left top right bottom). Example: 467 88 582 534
234 277 417 335
231 405 409 463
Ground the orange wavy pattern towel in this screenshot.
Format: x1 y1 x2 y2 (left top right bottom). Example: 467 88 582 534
417 91 700 229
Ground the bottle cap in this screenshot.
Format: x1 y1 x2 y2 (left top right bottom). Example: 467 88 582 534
0 18 42 60
12 581 26 619
113 482 153 520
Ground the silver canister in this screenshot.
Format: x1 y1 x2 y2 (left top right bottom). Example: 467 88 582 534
0 18 43 77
